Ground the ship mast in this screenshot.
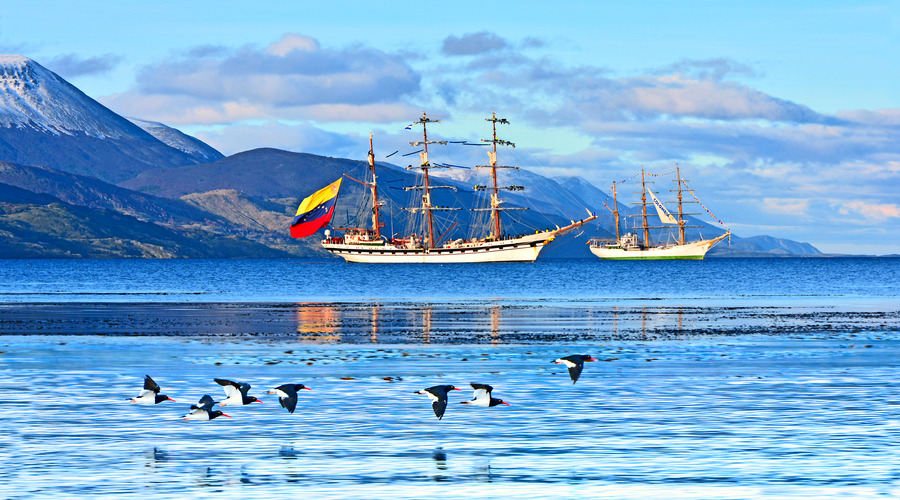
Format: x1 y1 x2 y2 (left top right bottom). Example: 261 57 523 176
368 133 383 239
640 168 650 246
475 112 524 240
675 163 685 245
405 112 450 249
612 181 621 242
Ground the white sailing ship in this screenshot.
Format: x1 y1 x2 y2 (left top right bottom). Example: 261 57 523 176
589 166 729 260
320 112 596 263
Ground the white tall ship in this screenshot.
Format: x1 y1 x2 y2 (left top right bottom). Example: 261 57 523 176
321 112 596 263
589 166 729 260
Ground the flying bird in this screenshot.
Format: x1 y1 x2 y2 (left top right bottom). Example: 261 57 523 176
266 383 311 414
214 378 263 406
182 395 230 421
460 383 510 407
129 375 176 404
554 354 598 384
415 385 461 420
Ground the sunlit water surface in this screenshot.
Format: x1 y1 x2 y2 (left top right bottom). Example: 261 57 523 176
3 334 900 499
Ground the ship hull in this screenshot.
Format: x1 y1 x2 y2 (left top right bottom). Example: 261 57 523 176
324 238 547 263
590 233 728 260
324 218 595 263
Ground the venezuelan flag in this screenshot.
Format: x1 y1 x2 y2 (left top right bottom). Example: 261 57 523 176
290 178 342 238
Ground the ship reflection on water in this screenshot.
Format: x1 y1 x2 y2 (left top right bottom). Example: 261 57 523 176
287 302 751 344
0 300 889 341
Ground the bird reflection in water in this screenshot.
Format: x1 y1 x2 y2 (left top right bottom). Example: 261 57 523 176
432 447 448 481
473 463 493 483
278 447 306 483
144 448 168 470
195 466 225 489
239 465 253 484
432 447 447 470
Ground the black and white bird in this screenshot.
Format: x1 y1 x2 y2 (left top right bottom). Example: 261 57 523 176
128 375 176 404
182 395 230 421
554 354 599 384
415 385 461 420
266 384 311 414
460 383 510 407
214 378 263 406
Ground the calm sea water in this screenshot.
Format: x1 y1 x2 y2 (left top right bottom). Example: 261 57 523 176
0 257 898 304
2 258 899 499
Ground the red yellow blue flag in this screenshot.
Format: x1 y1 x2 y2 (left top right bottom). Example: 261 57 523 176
290 178 342 238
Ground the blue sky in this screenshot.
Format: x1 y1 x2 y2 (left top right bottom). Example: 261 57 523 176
2 0 898 254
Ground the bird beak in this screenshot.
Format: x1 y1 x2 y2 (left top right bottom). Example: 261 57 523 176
168 399 177 403
452 388 461 391
255 400 264 404
222 414 232 418
589 357 598 362
501 402 511 406
304 387 312 391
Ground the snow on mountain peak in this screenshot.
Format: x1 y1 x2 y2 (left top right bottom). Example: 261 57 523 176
0 54 139 139
0 55 31 66
128 117 224 162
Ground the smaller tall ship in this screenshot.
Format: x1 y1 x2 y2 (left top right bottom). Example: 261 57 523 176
588 166 729 260
291 112 596 263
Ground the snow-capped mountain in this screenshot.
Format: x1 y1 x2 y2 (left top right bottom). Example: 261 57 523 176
128 118 224 163
0 55 217 183
0 55 143 139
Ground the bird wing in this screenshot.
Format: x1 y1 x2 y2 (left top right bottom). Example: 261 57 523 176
279 386 298 414
215 379 241 398
144 375 161 394
568 364 584 384
470 383 493 401
425 385 451 400
238 382 252 397
432 399 447 420
137 389 153 398
192 394 216 411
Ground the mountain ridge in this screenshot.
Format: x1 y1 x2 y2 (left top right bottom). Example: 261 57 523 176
0 55 218 183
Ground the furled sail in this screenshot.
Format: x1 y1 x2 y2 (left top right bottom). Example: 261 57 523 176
647 187 677 224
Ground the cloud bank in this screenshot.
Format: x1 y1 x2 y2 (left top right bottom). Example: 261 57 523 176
46 53 122 78
102 33 421 125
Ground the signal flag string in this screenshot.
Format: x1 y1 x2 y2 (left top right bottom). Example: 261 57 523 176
682 180 730 232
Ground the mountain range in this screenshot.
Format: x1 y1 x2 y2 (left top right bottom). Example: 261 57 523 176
0 54 827 259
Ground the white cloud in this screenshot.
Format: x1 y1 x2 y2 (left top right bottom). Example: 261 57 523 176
194 121 363 157
267 33 319 56
100 34 421 125
840 201 900 221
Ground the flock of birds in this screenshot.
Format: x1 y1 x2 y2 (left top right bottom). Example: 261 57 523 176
129 354 600 421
